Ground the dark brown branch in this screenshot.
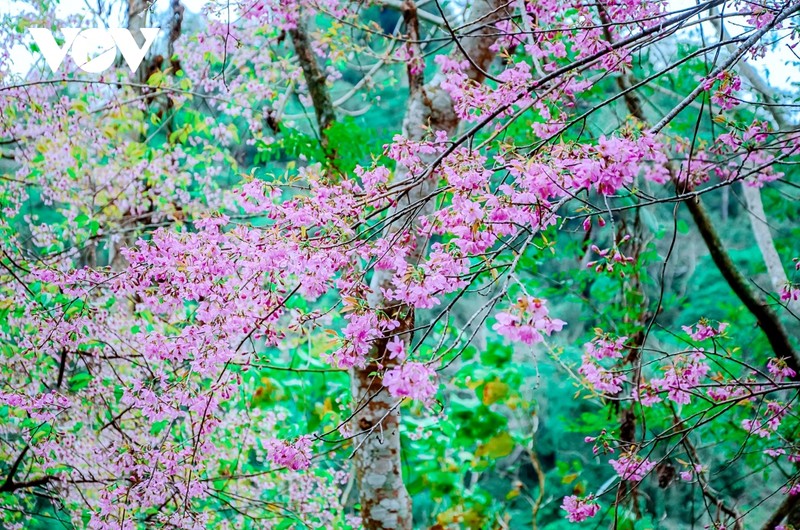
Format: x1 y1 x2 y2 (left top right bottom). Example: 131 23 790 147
598 1 799 374
56 348 68 389
685 197 799 374
0 475 53 493
0 446 53 493
289 21 335 148
167 0 185 64
2 446 29 487
760 492 800 530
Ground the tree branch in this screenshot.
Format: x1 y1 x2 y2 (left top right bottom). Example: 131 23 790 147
600 2 799 373
0 446 53 494
684 196 799 372
709 11 800 317
650 0 800 134
289 21 336 150
760 492 800 530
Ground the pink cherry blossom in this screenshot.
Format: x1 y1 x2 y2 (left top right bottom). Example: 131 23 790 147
682 319 728 341
383 362 438 403
266 436 313 471
767 357 797 381
585 333 628 360
492 297 565 345
609 454 657 482
580 358 628 395
742 401 790 438
649 351 710 405
386 336 407 361
561 494 600 522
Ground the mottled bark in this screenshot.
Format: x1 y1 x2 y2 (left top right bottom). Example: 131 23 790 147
350 1 508 528
741 184 800 317
127 0 149 83
282 15 412 528
127 0 148 38
167 0 185 62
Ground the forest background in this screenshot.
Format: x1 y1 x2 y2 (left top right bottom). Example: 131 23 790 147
0 0 799 528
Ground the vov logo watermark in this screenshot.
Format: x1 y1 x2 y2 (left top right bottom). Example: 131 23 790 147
29 28 161 74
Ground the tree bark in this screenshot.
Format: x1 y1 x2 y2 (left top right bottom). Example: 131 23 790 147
741 184 799 316
127 0 150 84
760 492 800 530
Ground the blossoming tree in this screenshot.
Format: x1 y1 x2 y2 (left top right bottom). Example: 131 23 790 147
1 0 799 528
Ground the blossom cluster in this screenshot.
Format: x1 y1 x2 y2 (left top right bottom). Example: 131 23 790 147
561 494 601 522
492 297 566 345
266 436 313 471
609 454 657 482
579 332 628 395
383 362 438 403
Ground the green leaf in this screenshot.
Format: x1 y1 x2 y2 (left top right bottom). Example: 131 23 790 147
475 431 514 459
481 380 509 405
68 372 92 391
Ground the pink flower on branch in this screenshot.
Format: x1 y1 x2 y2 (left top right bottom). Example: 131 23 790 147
741 401 791 438
701 70 742 111
580 332 629 395
561 494 600 522
265 436 313 471
609 454 657 482
767 357 797 381
492 296 565 345
383 362 438 403
386 336 406 361
649 351 710 406
580 359 628 395
682 319 728 341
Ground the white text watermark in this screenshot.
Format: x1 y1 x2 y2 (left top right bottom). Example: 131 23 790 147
29 28 161 74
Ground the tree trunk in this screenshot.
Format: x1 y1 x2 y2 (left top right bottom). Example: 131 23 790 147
350 0 507 527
